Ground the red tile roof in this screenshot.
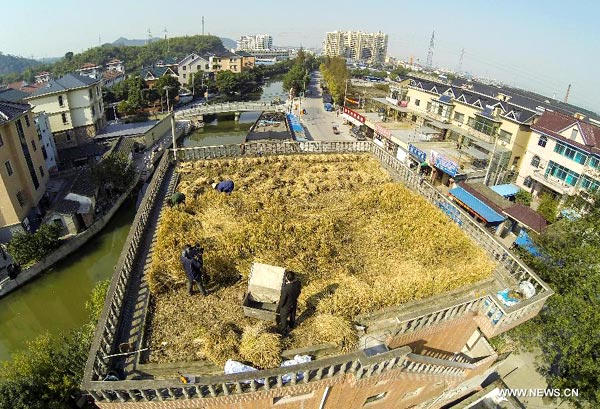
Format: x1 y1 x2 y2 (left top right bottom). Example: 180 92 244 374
532 110 600 152
79 63 100 69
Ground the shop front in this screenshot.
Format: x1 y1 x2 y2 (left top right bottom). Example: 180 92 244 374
430 150 462 187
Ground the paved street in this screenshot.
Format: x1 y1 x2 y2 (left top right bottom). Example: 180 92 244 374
293 72 354 142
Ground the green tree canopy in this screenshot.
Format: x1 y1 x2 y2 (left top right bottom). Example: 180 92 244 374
537 193 559 223
92 153 135 194
320 56 350 105
515 189 532 206
7 223 62 266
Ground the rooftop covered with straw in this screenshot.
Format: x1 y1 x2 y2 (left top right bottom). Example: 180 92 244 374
145 153 494 371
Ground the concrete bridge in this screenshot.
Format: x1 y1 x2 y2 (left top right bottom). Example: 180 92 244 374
175 101 286 121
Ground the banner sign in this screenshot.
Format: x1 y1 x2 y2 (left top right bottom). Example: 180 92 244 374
375 124 391 139
408 144 427 162
431 150 459 177
342 106 365 123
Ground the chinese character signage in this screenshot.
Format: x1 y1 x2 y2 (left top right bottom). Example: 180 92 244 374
375 124 391 139
342 106 365 123
430 150 459 177
408 144 427 162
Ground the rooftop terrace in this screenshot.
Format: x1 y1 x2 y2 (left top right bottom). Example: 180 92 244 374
82 141 552 405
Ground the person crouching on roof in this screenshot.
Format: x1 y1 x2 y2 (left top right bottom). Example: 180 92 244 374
212 179 235 194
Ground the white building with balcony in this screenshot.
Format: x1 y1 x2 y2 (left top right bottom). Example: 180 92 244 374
516 110 600 201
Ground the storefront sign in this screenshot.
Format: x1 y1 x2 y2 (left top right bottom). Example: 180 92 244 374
408 144 426 162
375 124 391 139
342 106 365 123
431 150 459 177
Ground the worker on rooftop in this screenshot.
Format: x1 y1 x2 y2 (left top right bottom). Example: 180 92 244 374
277 271 301 336
180 244 207 296
212 179 235 195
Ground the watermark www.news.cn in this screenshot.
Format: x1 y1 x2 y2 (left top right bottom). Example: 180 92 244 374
499 388 579 398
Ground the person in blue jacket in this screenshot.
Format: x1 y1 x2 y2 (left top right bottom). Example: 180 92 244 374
180 245 207 296
212 179 235 194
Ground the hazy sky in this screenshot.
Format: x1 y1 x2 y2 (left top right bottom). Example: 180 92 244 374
2 0 599 111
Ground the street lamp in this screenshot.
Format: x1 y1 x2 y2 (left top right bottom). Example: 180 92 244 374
164 86 177 154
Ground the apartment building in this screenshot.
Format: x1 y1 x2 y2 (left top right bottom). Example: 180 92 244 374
76 63 103 80
0 100 49 241
237 34 273 51
323 30 388 65
207 52 243 74
516 110 600 202
24 74 105 150
177 53 210 87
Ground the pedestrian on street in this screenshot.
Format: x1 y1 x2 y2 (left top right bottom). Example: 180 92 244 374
180 245 208 296
277 271 302 335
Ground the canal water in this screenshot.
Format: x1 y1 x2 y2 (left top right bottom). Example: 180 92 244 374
0 78 285 362
182 77 284 147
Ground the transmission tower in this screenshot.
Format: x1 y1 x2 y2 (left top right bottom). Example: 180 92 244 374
202 16 205 35
147 29 153 45
426 31 435 69
164 28 169 54
457 48 465 74
564 83 571 103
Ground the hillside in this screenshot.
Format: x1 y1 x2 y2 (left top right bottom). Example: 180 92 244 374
0 53 41 76
112 37 161 46
220 37 237 50
0 35 226 84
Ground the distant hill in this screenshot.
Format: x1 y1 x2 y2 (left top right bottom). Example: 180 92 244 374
220 37 237 50
112 37 162 47
0 53 41 76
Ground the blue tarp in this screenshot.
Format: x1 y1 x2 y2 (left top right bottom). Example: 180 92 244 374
491 183 520 197
449 186 506 223
514 230 542 257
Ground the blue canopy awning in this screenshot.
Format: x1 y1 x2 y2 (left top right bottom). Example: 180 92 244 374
491 183 520 197
514 230 542 257
449 186 506 223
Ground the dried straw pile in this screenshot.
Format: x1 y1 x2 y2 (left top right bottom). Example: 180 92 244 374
147 154 494 367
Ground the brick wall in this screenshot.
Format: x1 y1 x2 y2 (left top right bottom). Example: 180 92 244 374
387 312 479 356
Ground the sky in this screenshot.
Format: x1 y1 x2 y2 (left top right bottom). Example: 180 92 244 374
2 0 599 112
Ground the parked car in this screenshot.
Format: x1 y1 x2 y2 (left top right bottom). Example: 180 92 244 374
332 125 340 134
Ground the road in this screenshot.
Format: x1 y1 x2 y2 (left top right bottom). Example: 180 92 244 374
293 72 354 142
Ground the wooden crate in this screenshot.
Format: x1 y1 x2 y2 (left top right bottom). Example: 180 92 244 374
242 263 285 322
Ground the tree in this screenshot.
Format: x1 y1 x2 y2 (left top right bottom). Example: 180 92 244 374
216 71 240 96
320 57 350 105
92 153 135 194
7 223 62 266
515 189 532 206
510 194 600 406
155 75 181 109
537 193 559 223
64 51 74 61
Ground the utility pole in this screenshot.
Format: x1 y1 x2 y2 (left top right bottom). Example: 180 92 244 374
164 28 169 54
202 16 205 35
484 135 499 186
165 87 177 154
426 31 435 69
564 84 571 103
457 48 465 74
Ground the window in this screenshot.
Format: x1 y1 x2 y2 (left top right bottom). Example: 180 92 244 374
581 175 600 192
531 155 541 168
0 133 3 147
512 156 520 166
183 73 186 79
16 191 26 207
415 99 420 106
523 176 533 188
197 65 201 70
273 391 314 405
589 156 600 169
498 129 512 144
5 161 13 176
58 95 64 107
426 101 432 111
97 86 100 97
41 145 48 160
66 132 72 141
364 392 388 405
61 113 68 124
31 140 37 152
25 115 30 127
89 89 93 99
39 165 45 178
545 160 580 186
554 142 588 164
182 65 186 71
538 135 547 147
91 106 95 117
570 128 578 140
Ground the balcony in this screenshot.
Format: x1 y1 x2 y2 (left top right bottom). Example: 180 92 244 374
466 126 495 145
426 111 452 124
531 169 576 195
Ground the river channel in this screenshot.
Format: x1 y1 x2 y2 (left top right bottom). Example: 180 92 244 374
0 78 284 362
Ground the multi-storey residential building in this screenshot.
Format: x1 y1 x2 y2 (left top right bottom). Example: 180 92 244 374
0 100 49 241
76 63 103 80
207 52 243 74
34 112 58 173
177 53 210 87
380 76 537 185
516 110 600 202
237 34 273 51
34 71 52 83
323 31 388 65
234 50 256 70
140 66 178 88
24 74 106 149
105 59 125 73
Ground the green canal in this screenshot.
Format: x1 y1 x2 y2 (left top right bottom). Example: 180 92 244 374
0 78 285 362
